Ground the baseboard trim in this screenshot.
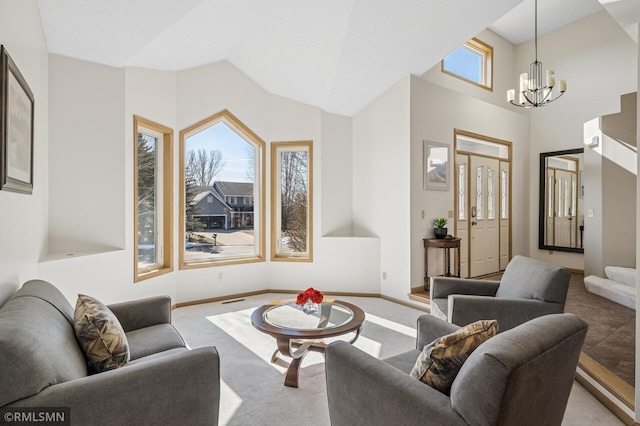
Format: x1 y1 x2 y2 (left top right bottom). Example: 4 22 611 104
174 289 381 308
174 290 268 308
381 294 429 313
175 289 428 313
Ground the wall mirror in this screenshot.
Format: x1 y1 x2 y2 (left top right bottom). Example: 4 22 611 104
539 148 584 253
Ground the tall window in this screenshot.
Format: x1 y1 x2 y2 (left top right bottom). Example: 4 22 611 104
179 110 265 268
442 38 493 91
134 116 173 281
271 141 313 262
501 170 509 219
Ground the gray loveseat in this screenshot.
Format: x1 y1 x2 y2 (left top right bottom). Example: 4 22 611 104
326 313 587 426
0 279 220 426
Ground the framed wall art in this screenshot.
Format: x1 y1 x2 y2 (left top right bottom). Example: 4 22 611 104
1 45 34 194
423 140 449 191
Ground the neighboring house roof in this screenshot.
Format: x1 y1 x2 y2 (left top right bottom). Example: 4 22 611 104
193 185 215 193
214 181 253 197
191 190 230 209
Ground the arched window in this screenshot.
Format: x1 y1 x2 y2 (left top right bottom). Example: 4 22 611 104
179 110 265 268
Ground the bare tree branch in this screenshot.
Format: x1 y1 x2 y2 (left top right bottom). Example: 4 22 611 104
186 148 226 186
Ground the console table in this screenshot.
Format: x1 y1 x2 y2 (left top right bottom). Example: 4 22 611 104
423 237 461 291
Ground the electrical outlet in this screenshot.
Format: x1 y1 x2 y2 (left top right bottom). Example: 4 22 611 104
217 272 224 281
382 271 387 280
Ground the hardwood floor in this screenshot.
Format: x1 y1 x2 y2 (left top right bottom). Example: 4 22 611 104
564 273 635 387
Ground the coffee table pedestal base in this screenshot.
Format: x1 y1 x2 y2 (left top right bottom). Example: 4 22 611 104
272 329 361 388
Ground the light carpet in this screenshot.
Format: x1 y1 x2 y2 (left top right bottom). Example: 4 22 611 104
172 293 623 426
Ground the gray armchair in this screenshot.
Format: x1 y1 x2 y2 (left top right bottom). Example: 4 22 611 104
325 313 587 426
430 255 570 332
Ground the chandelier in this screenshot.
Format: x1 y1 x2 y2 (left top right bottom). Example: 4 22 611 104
507 0 566 108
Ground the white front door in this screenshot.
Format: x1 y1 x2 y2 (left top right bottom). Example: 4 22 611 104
469 155 500 277
553 169 578 247
454 131 511 278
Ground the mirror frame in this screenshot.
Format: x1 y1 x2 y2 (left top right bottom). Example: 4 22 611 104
538 148 584 253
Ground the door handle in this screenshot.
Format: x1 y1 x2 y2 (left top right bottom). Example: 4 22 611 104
471 206 477 218
471 220 477 226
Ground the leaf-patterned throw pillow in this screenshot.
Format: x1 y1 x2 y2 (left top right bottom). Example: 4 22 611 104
410 320 498 395
73 294 130 372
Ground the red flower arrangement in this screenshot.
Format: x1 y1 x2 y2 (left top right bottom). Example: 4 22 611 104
296 287 324 305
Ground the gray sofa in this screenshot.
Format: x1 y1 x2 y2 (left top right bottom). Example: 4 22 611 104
431 255 570 332
0 279 220 426
325 313 587 426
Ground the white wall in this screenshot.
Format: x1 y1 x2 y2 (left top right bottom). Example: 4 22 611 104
40 60 178 304
409 78 530 287
353 76 411 301
41 58 378 305
0 0 49 305
515 11 637 270
48 56 125 255
320 111 353 237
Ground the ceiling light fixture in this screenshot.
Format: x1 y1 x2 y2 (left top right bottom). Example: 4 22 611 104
507 0 566 108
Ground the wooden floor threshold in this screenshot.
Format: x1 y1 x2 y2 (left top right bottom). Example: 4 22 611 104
577 352 635 425
408 291 430 305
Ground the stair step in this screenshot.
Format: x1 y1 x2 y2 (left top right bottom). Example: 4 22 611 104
408 291 430 305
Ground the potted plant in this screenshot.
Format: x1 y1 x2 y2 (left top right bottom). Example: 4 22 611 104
433 217 448 239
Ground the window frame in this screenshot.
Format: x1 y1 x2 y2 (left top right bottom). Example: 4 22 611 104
179 109 266 269
270 141 313 262
441 37 493 91
133 115 174 282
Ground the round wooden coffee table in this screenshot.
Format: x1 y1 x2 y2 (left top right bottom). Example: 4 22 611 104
251 298 365 388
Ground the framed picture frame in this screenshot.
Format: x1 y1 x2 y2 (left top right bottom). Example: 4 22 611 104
423 140 449 191
0 45 34 194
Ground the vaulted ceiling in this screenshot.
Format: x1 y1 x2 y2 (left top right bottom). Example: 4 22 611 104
36 0 605 116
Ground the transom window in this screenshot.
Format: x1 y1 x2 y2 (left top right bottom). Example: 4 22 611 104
179 110 265 268
441 38 493 91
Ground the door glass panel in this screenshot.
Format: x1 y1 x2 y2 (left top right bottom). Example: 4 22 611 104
564 178 571 217
548 176 554 218
487 167 494 219
476 166 483 220
500 169 508 219
458 164 466 220
557 178 564 217
571 178 577 218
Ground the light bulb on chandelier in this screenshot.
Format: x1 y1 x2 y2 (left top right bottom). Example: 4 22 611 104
507 0 566 108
